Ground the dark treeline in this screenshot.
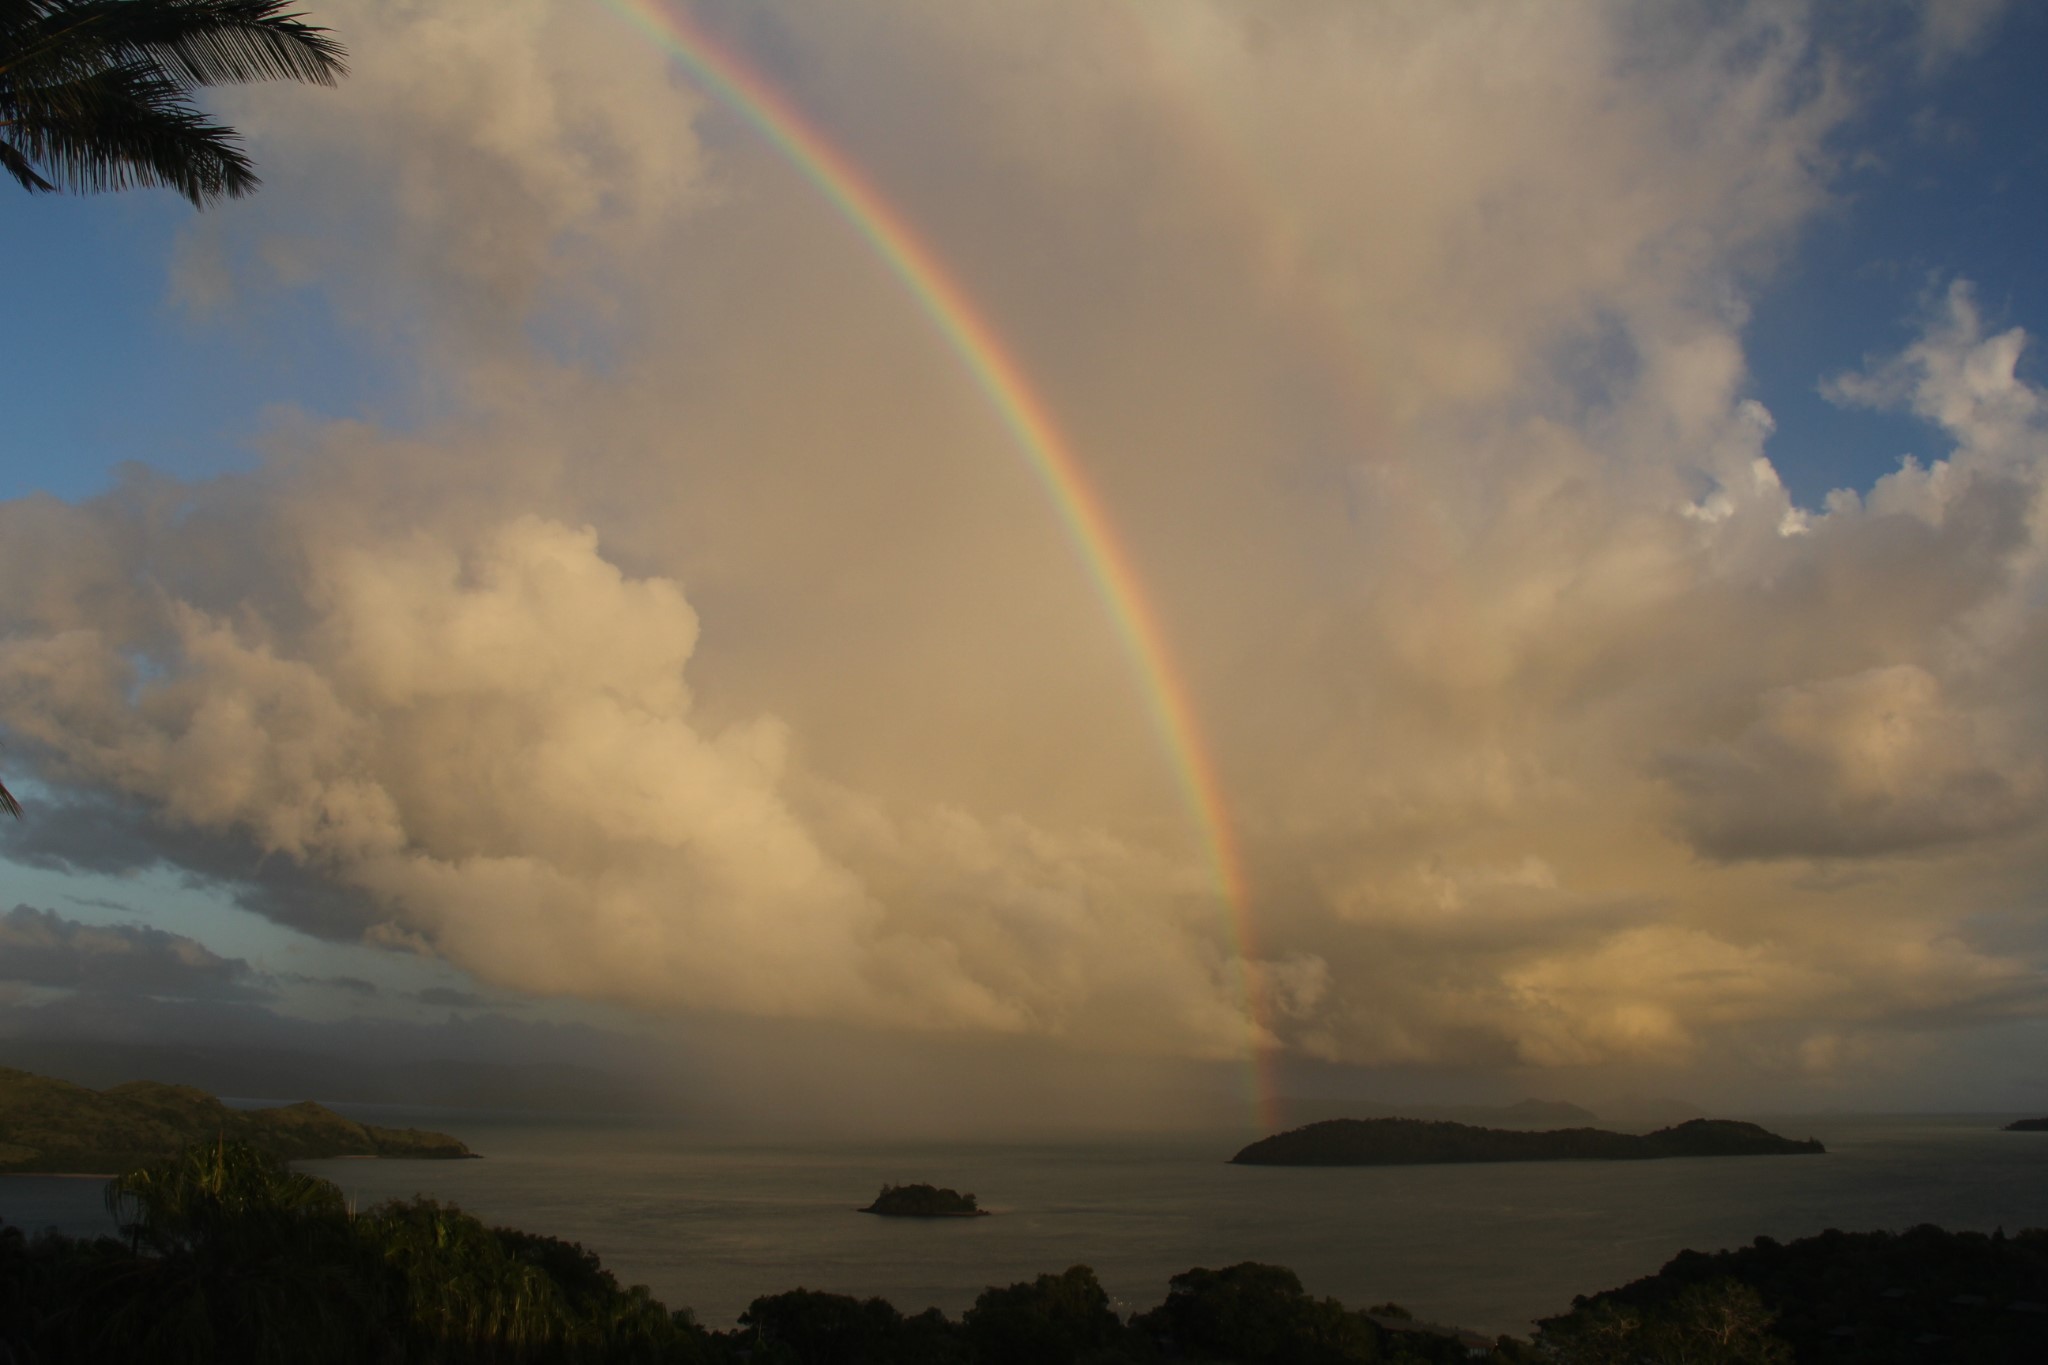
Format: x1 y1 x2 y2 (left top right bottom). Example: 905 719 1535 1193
1231 1118 1823 1166
2 1141 2045 1364
1531 1223 2048 1365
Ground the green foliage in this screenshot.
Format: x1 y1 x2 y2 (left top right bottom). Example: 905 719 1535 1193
0 1140 717 1363
963 1266 1126 1365
366 1198 713 1362
1133 1262 1386 1365
372 1196 575 1359
106 1135 347 1249
499 1226 693 1357
742 1287 963 1365
1537 1225 2048 1365
0 1217 150 1363
1539 1279 1790 1365
95 1141 384 1365
0 0 347 207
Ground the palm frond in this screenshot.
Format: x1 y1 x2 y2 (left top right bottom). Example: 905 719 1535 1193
0 131 57 190
54 0 347 88
0 777 21 820
5 57 256 201
0 0 345 206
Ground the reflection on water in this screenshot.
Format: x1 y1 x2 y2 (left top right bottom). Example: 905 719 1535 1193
5 1113 2043 1334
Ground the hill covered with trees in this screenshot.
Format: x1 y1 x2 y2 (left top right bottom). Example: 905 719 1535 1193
0 1067 474 1172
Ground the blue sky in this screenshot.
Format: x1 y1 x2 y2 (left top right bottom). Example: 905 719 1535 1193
1744 0 2048 503
4 6 2042 509
4 1 2048 1116
2 194 399 501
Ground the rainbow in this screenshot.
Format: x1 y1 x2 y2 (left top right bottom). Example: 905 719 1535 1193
601 0 1280 1130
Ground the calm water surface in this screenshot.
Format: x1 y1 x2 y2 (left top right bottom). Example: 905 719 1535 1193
6 1113 2044 1335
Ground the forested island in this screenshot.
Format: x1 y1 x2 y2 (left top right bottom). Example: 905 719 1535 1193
2004 1117 2048 1131
1231 1116 1823 1166
0 1067 474 1172
861 1182 988 1217
0 1138 2041 1362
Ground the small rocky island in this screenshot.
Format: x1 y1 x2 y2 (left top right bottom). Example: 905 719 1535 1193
859 1183 989 1217
2005 1117 2048 1131
1231 1116 1824 1166
0 1067 476 1173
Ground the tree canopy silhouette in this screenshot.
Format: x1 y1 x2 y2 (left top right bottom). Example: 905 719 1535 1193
0 0 345 207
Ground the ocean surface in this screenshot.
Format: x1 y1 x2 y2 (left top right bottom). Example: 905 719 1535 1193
4 1111 2044 1336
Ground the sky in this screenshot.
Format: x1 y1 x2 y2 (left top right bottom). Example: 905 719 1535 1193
3 0 2048 1128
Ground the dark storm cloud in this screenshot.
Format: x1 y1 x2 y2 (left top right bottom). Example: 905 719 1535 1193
281 972 382 996
0 991 662 1112
416 987 496 1009
62 894 142 916
0 903 266 1001
5 795 383 941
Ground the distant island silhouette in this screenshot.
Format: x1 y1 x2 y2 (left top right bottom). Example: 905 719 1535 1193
0 1066 476 1173
860 1182 988 1217
2005 1117 2048 1132
1230 1116 1824 1166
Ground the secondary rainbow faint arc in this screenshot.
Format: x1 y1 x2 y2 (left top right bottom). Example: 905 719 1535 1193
602 0 1280 1128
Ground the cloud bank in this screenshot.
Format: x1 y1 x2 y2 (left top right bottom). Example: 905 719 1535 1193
0 904 259 1001
2 0 2043 1096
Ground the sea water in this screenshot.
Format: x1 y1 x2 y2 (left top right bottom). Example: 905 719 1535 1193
4 1113 2044 1336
